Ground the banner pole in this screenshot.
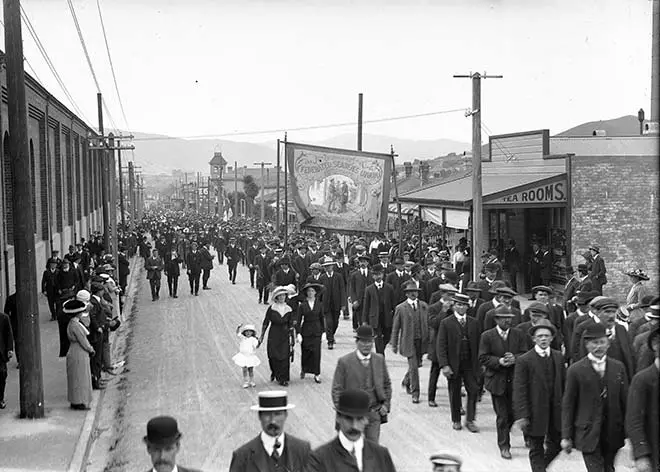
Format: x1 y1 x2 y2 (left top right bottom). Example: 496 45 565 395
390 145 403 256
283 132 288 250
276 139 281 234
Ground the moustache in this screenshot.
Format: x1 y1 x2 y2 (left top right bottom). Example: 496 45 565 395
347 429 360 436
267 424 280 431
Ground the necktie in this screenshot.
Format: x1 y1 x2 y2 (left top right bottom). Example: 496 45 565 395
350 445 357 462
459 317 465 326
501 331 507 341
412 302 417 311
272 439 281 461
361 357 370 368
606 328 614 339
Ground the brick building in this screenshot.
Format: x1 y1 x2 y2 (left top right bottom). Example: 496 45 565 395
0 53 103 307
398 129 659 299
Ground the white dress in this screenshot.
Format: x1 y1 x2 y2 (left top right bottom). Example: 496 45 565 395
232 335 261 368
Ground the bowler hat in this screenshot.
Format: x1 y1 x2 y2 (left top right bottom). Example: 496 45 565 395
392 256 404 265
493 305 516 318
442 271 458 284
451 293 471 305
430 453 462 467
355 325 375 340
463 281 482 293
591 297 619 311
495 287 518 298
532 285 553 295
528 319 556 336
410 264 423 275
528 302 549 315
143 416 182 446
357 254 371 262
402 281 422 292
250 390 295 411
575 290 599 305
582 323 608 340
371 263 384 273
335 389 370 418
488 280 508 294
278 256 291 266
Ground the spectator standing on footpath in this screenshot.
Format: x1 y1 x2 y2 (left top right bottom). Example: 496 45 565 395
41 259 59 321
588 244 607 295
0 309 14 409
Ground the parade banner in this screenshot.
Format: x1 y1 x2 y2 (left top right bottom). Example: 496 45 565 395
286 142 392 233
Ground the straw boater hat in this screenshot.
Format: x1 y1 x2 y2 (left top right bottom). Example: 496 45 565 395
271 286 290 300
251 391 295 411
430 453 462 470
321 256 336 267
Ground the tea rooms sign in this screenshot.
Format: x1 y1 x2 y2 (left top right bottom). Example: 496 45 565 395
488 179 567 205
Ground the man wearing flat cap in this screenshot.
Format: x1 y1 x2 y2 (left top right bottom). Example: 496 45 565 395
437 292 481 432
307 389 397 471
482 286 522 332
588 245 607 295
513 319 565 472
626 326 659 472
331 325 392 443
143 416 200 472
478 305 527 459
230 391 311 471
561 323 628 472
391 281 429 404
474 280 508 332
518 302 562 352
522 286 564 335
430 453 462 472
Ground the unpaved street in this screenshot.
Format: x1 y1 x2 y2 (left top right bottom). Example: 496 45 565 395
87 261 635 472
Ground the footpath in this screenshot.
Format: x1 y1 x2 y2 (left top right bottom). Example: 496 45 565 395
0 256 142 472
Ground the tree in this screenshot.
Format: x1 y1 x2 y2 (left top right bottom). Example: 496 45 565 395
243 175 260 217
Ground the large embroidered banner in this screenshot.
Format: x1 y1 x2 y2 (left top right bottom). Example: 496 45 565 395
286 142 391 233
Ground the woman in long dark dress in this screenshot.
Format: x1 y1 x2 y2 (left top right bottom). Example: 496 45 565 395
259 286 295 386
298 283 325 383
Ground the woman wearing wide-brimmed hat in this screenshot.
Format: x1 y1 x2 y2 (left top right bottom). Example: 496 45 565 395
64 298 95 410
625 269 651 311
297 282 325 383
259 286 296 386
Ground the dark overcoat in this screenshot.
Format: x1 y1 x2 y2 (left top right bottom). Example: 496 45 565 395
306 437 396 472
331 351 392 412
478 327 527 396
229 433 311 472
362 283 395 329
436 315 480 372
625 362 659 471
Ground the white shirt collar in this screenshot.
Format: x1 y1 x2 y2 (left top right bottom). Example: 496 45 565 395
588 353 607 365
492 298 501 307
375 281 383 288
356 350 371 361
576 308 588 317
534 345 550 357
496 325 509 337
260 431 285 457
407 299 418 308
454 313 466 322
338 431 364 470
589 311 600 322
153 467 178 472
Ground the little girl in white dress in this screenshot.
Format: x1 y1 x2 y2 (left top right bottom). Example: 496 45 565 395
232 324 261 388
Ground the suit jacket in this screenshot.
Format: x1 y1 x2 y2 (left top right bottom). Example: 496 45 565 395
348 270 373 311
229 433 311 472
331 351 392 411
590 254 607 286
512 348 565 437
625 363 659 470
478 327 527 396
540 251 553 280
466 297 485 319
199 246 214 270
436 315 480 373
274 269 298 287
427 302 452 363
41 269 59 297
362 283 395 329
335 263 351 287
145 256 164 280
225 245 242 266
306 437 396 472
563 311 589 363
322 273 346 312
186 251 203 274
475 300 496 332
576 322 633 381
562 356 628 453
391 300 429 358
247 245 259 267
385 271 410 305
0 312 14 363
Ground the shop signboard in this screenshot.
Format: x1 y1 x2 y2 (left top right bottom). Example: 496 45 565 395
489 179 567 205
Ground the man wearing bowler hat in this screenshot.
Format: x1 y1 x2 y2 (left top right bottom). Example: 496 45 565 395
512 319 565 472
143 416 200 472
478 305 527 459
230 391 311 471
348 255 373 332
561 323 628 472
385 256 410 306
362 264 396 354
391 281 429 404
320 256 346 350
331 325 392 443
307 389 397 471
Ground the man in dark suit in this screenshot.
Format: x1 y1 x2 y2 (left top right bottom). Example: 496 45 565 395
437 293 481 432
563 264 593 313
391 281 429 404
230 391 311 472
307 389 397 472
563 290 598 363
321 257 346 350
539 245 553 287
142 416 200 472
385 256 410 306
626 327 659 472
512 319 565 472
482 287 522 331
254 245 270 304
588 245 607 295
426 284 457 408
331 326 392 443
272 256 298 287
246 240 259 288
349 255 373 331
408 264 430 303
475 263 499 302
503 239 521 293
463 281 485 319
41 259 59 321
561 323 628 472
0 310 14 409
225 237 242 284
479 305 527 459
199 241 214 290
521 286 563 331
474 280 508 332
185 242 202 296
362 264 395 354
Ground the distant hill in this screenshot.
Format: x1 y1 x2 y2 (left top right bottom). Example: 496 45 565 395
556 115 640 137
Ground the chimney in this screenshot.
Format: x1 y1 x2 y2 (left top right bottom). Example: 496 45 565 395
420 162 430 185
403 162 413 178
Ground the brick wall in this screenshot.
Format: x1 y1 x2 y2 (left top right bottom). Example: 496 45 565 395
571 154 660 301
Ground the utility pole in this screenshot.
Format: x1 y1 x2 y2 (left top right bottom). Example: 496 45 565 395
283 132 288 248
4 0 44 418
357 93 363 151
117 139 125 228
128 161 135 226
234 161 238 219
253 161 273 223
276 139 281 233
453 72 502 279
107 132 118 266
97 93 110 253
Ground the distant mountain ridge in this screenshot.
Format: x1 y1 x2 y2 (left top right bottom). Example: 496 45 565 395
556 115 640 137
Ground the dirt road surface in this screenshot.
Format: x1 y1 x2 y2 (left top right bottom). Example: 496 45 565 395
87 261 635 472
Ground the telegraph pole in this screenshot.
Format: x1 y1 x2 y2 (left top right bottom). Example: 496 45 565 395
453 72 502 279
283 132 288 248
234 161 238 219
253 161 273 223
4 0 45 418
117 139 125 228
97 93 110 253
128 161 135 226
357 93 363 151
276 139 281 232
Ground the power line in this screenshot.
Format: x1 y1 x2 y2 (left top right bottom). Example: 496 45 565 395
481 121 516 161
0 18 43 84
96 0 130 134
133 107 468 141
18 6 90 123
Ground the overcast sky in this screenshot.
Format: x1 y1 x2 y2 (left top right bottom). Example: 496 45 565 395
5 0 654 146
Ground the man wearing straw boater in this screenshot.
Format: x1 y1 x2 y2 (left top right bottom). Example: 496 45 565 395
229 390 311 471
